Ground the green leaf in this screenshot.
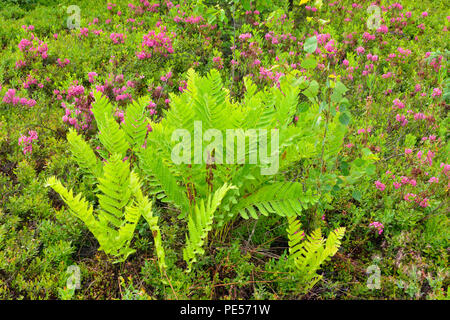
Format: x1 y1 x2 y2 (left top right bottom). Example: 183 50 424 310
352 189 362 202
366 164 376 176
339 112 351 125
301 57 317 70
304 36 318 54
334 81 348 96
303 80 319 100
340 160 349 176
353 158 366 167
298 101 309 113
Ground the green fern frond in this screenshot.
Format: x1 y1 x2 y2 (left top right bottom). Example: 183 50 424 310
91 91 114 129
296 228 325 271
287 215 305 260
323 227 346 260
45 176 102 242
122 97 149 149
46 159 144 262
230 182 319 219
98 117 130 158
183 183 234 272
90 92 130 158
97 154 132 228
66 128 103 178
272 75 302 128
138 192 166 273
139 149 190 216
286 216 345 293
160 70 197 132
112 204 140 260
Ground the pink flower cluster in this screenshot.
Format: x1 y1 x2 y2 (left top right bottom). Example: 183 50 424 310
94 73 135 105
427 54 443 72
61 82 95 130
128 0 159 15
110 33 126 44
182 16 205 24
23 74 43 89
362 63 374 76
403 193 429 207
88 72 98 83
160 71 172 82
137 27 175 59
415 149 436 167
107 2 116 10
414 112 426 120
440 163 450 178
369 221 384 235
356 46 365 55
67 85 85 100
376 25 389 33
18 130 38 155
2 89 36 107
362 32 376 42
178 80 187 93
395 114 408 126
357 127 372 134
366 53 379 62
305 5 317 12
397 47 412 58
57 58 70 68
115 110 125 123
265 31 296 46
18 34 48 61
15 60 26 69
213 56 223 69
79 28 89 38
239 33 252 41
21 24 35 31
404 193 416 202
382 71 394 79
431 88 442 98
392 98 405 109
145 100 156 115
245 10 260 15
258 67 284 86
428 177 439 184
374 180 386 191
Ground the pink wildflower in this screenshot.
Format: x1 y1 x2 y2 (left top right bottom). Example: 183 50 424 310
375 180 385 191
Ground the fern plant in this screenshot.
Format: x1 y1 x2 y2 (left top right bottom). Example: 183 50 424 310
46 93 165 267
183 183 235 271
286 215 345 293
46 157 143 262
47 69 348 273
138 68 347 226
134 69 347 268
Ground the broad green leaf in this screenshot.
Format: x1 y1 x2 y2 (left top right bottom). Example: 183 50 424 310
301 57 318 70
304 36 318 54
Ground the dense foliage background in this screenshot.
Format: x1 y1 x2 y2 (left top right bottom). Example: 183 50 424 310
0 0 448 299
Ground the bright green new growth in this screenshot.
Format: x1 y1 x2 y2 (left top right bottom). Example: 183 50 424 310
183 183 235 271
287 216 345 293
139 69 346 228
135 188 166 272
46 93 166 268
66 129 103 178
46 69 347 275
46 161 142 262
